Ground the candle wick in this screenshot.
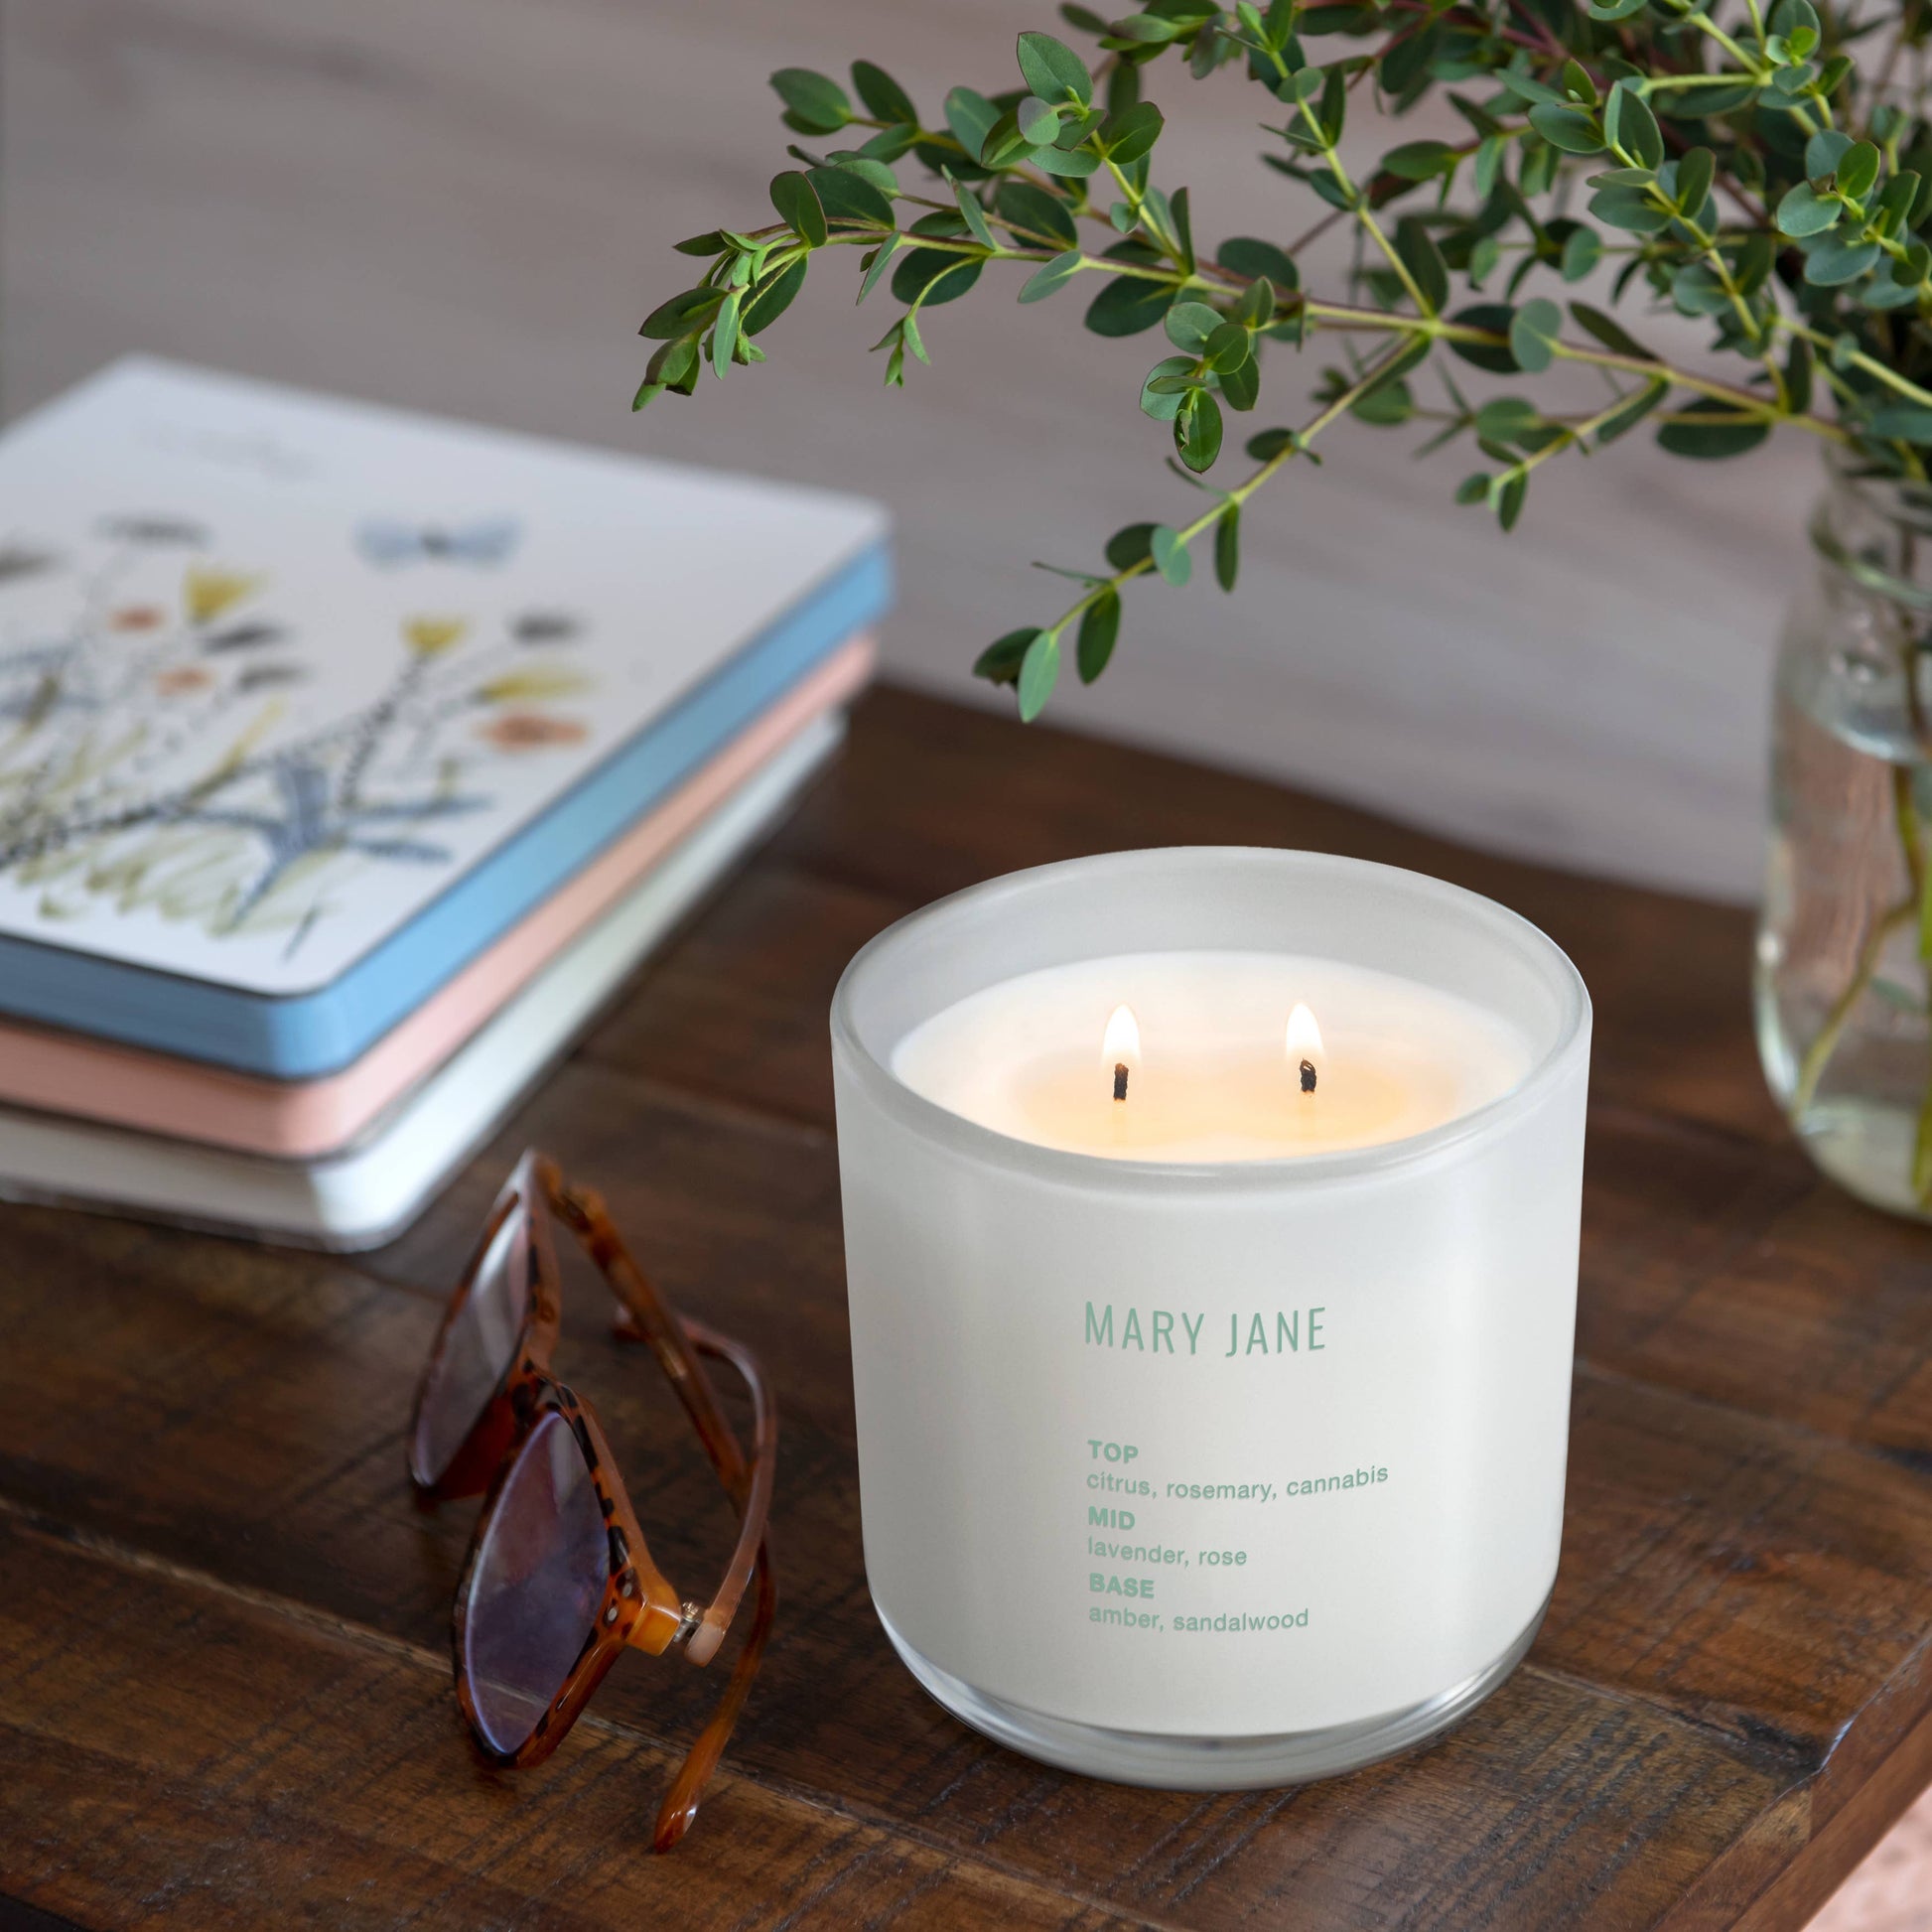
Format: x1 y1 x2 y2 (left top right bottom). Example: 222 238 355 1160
1113 1062 1130 1103
1300 1058 1317 1095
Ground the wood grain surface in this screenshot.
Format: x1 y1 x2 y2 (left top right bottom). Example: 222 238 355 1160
4 0 1821 901
1 685 1929 1929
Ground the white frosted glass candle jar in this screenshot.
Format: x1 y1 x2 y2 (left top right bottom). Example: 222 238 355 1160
831 848 1590 1787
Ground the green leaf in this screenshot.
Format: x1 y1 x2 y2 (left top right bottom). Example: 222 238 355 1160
1446 303 1521 373
1528 104 1604 155
1018 629 1061 721
1785 337 1814 414
770 68 852 134
1603 82 1663 170
892 249 984 307
1203 322 1252 373
1018 96 1064 147
851 61 916 126
1560 224 1602 282
1657 399 1770 459
1570 301 1659 360
1231 277 1277 328
673 230 729 258
1496 72 1567 108
1100 100 1165 165
1351 376 1413 425
1150 525 1192 585
1033 143 1104 178
1838 140 1881 203
944 86 1001 163
1587 0 1648 19
1020 248 1085 303
1509 298 1563 374
1171 186 1197 274
1804 237 1881 286
1382 140 1458 181
1594 378 1669 445
1473 395 1541 443
980 108 1035 169
973 626 1037 686
856 236 901 305
1245 428 1298 460
769 171 828 247
951 180 998 248
1806 129 1855 178
1218 352 1261 411
1165 301 1225 352
1219 236 1299 290
1018 30 1093 104
1675 148 1715 217
1588 184 1670 234
1105 522 1157 570
1175 390 1225 472
1077 590 1121 682
1454 472 1490 504
1113 11 1184 41
644 338 700 387
1140 354 1194 420
808 165 896 227
1560 59 1600 107
1085 272 1177 336
743 259 806 335
1670 262 1730 316
1394 217 1449 313
1495 473 1527 532
1214 503 1241 592
640 288 724 341
1868 406 1932 445
998 181 1080 248
710 290 741 377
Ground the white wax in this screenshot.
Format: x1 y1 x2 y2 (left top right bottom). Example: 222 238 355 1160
892 950 1534 1162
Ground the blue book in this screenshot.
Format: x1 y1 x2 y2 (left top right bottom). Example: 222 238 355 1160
0 358 891 1076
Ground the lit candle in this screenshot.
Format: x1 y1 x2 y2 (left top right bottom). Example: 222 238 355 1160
893 953 1535 1163
832 848 1589 1787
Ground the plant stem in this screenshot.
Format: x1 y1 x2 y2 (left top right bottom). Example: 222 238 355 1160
1791 900 1915 1117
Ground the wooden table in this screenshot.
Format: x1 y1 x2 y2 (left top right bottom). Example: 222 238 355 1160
4 686 1930 1931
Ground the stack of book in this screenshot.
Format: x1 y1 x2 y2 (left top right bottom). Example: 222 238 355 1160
0 358 889 1247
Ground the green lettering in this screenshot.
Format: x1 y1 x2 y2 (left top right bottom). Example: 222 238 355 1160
1122 1308 1145 1350
1152 1310 1174 1353
1085 1302 1113 1347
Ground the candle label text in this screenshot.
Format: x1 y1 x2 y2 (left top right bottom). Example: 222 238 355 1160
1083 1302 1326 1357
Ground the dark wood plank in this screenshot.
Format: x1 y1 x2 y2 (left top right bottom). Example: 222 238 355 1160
0 1511 1132 1931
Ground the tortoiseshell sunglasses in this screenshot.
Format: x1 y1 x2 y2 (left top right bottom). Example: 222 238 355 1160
408 1150 776 1852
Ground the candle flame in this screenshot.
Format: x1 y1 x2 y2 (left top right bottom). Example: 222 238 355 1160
1102 1003 1141 1068
1285 1002 1323 1061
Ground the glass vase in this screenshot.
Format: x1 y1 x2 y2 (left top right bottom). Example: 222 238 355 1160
1757 458 1932 1220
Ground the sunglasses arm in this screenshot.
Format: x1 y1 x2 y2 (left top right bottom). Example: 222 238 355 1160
544 1170 752 1496
540 1170 777 1672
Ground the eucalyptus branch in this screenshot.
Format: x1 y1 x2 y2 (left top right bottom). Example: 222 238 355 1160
633 0 1932 716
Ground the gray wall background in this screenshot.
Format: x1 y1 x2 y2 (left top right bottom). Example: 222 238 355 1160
5 0 1819 899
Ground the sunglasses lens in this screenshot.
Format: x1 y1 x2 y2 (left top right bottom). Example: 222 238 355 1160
411 1209 530 1486
463 1409 611 1755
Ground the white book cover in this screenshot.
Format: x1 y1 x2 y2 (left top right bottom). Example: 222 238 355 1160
0 357 888 1000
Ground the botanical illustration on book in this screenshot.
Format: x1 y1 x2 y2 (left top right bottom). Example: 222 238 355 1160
0 515 591 958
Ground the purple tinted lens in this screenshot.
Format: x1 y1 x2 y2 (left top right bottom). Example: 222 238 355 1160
463 1409 611 1755
411 1210 530 1486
